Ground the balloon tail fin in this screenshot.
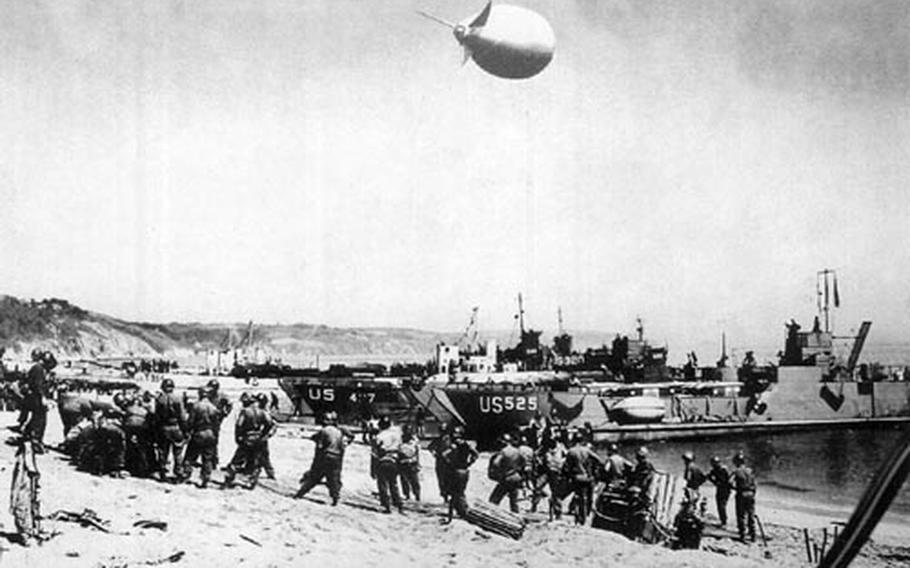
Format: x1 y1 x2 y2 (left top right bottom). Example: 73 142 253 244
469 1 492 28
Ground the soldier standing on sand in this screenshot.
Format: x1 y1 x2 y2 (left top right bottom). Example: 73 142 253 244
398 424 421 501
119 393 155 477
224 392 270 489
154 378 187 482
732 451 757 543
371 416 404 514
442 425 478 523
295 411 353 506
561 432 603 523
428 423 453 504
682 451 708 513
205 379 233 467
488 433 526 514
256 393 277 480
184 387 221 488
20 351 55 453
707 455 732 527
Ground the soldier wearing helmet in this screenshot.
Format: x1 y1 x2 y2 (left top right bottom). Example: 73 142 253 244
295 410 354 505
628 446 655 496
18 349 56 452
441 424 478 523
224 391 273 489
731 452 757 543
256 392 277 480
205 379 233 466
681 451 707 509
154 377 187 481
707 455 732 527
121 391 156 477
604 442 632 487
184 385 222 488
487 433 525 514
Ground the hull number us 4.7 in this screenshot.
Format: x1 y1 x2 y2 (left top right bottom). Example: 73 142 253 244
479 395 538 414
305 387 375 403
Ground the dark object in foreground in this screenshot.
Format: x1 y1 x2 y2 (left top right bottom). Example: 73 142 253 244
463 499 525 539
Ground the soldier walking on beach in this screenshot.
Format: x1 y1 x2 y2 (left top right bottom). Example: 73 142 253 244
371 416 404 514
398 424 421 501
442 426 478 523
488 434 526 514
731 451 757 543
184 387 221 488
295 411 352 505
154 378 187 482
707 455 732 527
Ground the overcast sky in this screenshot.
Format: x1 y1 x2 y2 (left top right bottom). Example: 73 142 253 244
1 0 908 359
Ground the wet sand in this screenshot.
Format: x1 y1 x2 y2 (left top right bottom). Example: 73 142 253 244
1 410 907 567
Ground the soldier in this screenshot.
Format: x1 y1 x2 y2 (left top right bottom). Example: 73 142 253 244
442 425 478 523
224 391 270 489
154 378 187 482
731 452 757 543
371 416 404 514
119 393 156 477
428 423 453 503
20 351 55 452
538 434 567 519
707 455 732 527
604 443 632 488
673 490 705 550
682 451 707 513
629 446 655 495
561 432 603 524
488 433 526 513
517 432 535 502
256 393 277 480
295 411 353 506
184 387 221 488
398 424 421 501
206 379 233 466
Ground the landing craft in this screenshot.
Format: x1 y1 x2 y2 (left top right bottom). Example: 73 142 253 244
418 1 555 79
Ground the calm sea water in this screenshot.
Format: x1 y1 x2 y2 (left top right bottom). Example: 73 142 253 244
608 425 910 519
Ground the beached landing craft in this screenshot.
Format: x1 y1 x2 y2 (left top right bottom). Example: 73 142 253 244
418 1 556 79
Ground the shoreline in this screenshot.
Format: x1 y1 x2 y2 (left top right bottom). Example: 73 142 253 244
0 410 907 567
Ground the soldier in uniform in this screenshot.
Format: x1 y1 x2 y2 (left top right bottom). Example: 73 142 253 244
224 391 271 489
20 351 56 452
185 387 221 488
154 378 187 482
707 455 732 527
295 411 353 506
442 425 478 523
398 424 421 501
682 451 707 513
256 392 277 479
428 423 453 504
118 393 156 477
488 433 526 513
205 379 233 467
561 432 603 523
732 452 757 543
604 443 632 488
371 416 404 514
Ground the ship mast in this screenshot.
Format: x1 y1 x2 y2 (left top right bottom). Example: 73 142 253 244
518 293 526 336
816 269 840 333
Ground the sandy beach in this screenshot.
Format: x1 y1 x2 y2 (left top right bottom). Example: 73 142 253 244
1 410 907 568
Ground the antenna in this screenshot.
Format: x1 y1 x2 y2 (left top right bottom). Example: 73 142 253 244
416 10 455 28
517 293 526 335
557 306 564 335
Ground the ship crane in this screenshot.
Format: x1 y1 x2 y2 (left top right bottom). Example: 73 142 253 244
458 306 480 350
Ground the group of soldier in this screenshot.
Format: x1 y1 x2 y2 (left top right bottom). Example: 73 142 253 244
59 378 280 490
479 423 759 546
